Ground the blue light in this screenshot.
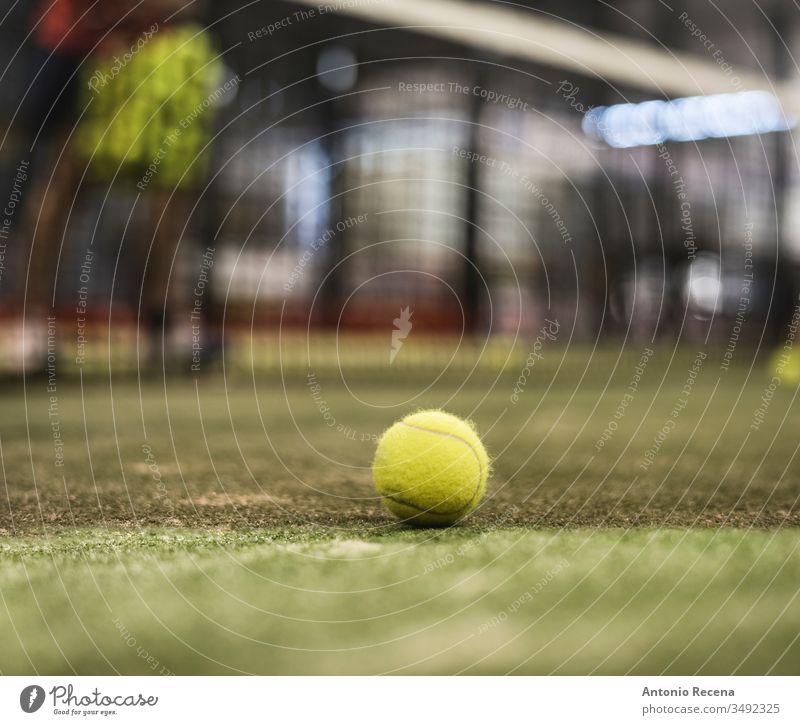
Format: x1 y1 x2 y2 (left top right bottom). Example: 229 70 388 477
583 91 794 148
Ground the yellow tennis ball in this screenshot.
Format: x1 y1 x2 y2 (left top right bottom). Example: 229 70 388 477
372 410 489 527
772 347 800 385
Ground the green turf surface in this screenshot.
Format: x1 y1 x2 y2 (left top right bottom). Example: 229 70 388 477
1 527 798 674
0 349 798 674
0 355 797 532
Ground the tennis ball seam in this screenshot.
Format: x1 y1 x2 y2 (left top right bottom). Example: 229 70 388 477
385 420 485 515
400 420 487 483
383 481 484 518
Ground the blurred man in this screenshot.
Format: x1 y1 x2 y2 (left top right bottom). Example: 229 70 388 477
7 0 211 372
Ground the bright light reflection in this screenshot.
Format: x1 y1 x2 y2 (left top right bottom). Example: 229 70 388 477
583 91 794 148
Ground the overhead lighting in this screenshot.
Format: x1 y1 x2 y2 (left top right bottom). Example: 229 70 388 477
583 91 795 148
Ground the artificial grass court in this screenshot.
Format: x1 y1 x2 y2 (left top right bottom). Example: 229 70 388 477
0 348 798 674
1 528 797 675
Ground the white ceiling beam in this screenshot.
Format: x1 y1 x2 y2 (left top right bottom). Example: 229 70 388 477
291 0 797 115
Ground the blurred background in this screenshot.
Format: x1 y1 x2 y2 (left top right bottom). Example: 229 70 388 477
0 0 798 375
1 2 799 677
